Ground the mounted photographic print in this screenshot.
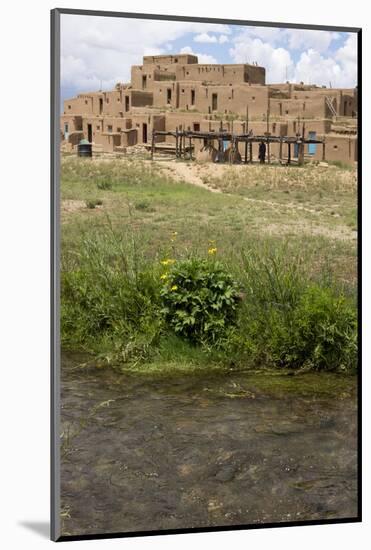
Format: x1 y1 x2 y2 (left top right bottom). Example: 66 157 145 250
51 8 361 542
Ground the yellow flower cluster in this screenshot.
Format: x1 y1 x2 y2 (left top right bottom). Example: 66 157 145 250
208 247 217 255
161 258 176 266
171 285 178 291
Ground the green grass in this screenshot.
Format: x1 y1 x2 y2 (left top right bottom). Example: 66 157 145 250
61 155 358 375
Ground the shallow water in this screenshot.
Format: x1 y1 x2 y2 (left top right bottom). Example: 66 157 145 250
60 352 358 537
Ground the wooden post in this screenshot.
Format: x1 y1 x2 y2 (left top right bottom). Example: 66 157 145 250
189 136 192 160
267 137 270 164
175 127 179 158
279 137 283 163
322 141 326 161
288 142 291 165
298 141 304 166
151 129 155 160
249 141 253 163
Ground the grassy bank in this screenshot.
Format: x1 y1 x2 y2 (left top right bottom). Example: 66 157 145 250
61 156 358 374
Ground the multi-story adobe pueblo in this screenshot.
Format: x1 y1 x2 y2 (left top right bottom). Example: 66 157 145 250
61 53 357 163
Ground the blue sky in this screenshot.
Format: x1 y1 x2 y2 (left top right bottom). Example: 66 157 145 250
61 14 357 102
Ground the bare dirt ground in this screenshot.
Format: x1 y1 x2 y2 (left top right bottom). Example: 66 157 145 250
151 160 356 241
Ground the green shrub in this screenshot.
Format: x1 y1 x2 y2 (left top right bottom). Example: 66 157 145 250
61 231 162 364
134 199 156 212
160 258 240 345
281 285 357 371
235 248 357 372
85 199 103 209
96 180 113 190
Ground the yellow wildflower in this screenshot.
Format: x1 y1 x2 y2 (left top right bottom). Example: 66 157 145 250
171 285 178 291
160 273 168 280
161 259 176 266
208 247 217 255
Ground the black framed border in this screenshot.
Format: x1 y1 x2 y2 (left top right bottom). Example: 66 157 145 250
51 8 362 542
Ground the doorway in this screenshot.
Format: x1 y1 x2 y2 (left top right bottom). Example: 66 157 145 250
87 124 93 143
99 98 103 114
212 93 218 111
308 131 317 155
142 123 148 143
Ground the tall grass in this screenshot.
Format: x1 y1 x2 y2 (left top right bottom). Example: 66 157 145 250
61 226 357 373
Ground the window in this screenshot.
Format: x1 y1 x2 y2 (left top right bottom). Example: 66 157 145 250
167 88 172 104
117 127 121 132
125 96 129 112
64 123 69 134
193 123 200 131
96 125 100 130
333 145 338 149
107 125 113 133
181 89 185 93
85 99 88 105
191 89 195 105
142 75 147 89
212 93 218 111
285 109 289 114
68 105 71 109
252 96 255 101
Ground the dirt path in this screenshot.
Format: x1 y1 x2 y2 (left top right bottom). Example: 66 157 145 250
152 160 356 241
155 160 325 214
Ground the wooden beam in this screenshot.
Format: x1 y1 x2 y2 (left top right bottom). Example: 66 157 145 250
288 142 291 165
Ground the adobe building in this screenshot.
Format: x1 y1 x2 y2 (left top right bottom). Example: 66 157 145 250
61 53 357 164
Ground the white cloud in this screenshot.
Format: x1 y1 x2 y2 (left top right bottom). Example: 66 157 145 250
180 46 217 64
194 33 217 43
61 14 228 94
284 29 340 54
232 26 340 55
241 27 282 44
229 37 293 83
229 27 356 87
219 35 229 44
293 49 342 86
335 33 357 86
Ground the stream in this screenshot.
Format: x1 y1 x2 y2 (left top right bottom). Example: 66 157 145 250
60 352 358 536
